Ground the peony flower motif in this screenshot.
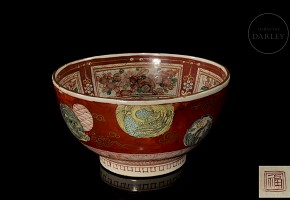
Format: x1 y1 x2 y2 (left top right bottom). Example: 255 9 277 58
153 88 164 95
141 85 151 93
96 68 178 97
113 73 121 82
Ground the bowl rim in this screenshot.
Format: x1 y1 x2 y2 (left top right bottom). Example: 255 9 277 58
52 53 230 105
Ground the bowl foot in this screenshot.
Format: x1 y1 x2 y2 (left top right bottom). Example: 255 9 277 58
99 154 186 177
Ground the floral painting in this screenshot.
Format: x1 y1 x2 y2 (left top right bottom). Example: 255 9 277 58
59 71 84 94
193 68 223 93
92 65 182 99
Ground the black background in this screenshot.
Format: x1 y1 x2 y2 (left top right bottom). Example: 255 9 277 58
8 4 289 199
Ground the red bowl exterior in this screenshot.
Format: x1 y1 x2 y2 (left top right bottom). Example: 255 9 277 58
54 84 227 156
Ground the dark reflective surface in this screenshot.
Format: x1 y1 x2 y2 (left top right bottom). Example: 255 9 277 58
100 164 184 192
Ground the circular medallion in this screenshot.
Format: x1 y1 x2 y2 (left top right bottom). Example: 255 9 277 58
184 115 213 146
72 104 93 131
116 104 174 138
60 104 90 141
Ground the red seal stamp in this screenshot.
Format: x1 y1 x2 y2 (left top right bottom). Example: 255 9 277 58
264 171 286 192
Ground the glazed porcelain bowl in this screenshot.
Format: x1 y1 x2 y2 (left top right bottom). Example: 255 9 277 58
52 53 230 177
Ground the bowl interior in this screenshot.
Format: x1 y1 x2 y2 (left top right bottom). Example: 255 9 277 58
53 54 229 100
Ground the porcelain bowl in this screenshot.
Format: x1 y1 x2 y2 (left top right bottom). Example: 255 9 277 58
52 53 230 177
